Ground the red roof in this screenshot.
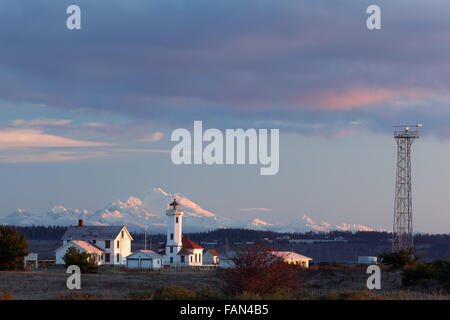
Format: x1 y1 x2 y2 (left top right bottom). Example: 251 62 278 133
182 237 203 250
177 247 193 256
208 249 219 256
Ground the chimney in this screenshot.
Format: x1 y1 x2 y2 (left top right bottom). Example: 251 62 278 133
78 219 84 227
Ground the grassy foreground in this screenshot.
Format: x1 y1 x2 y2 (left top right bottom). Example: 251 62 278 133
0 266 448 300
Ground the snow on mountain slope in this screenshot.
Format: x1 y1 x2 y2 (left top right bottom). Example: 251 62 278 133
0 187 382 233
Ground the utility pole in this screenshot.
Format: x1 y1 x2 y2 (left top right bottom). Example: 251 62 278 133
144 225 148 250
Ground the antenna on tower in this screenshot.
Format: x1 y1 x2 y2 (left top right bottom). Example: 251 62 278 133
392 123 421 252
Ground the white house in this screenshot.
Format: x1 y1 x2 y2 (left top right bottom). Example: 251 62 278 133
56 240 103 265
55 220 133 266
358 256 378 265
157 199 204 267
203 249 219 265
126 250 163 269
271 251 312 268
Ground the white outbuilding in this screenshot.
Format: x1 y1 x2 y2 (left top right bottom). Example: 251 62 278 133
271 251 312 268
126 250 163 269
218 251 236 268
203 249 219 266
358 256 378 265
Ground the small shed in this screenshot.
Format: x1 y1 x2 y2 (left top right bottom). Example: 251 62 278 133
203 249 219 265
24 253 38 269
126 250 163 269
358 256 378 265
271 251 312 268
218 251 236 268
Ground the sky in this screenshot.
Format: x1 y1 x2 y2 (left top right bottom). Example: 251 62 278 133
0 0 450 233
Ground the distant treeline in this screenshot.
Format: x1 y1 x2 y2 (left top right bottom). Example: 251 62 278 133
9 225 450 244
13 225 68 240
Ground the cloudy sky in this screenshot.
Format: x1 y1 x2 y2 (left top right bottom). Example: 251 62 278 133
1 0 450 232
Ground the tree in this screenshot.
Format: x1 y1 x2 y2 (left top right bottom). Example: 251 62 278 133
62 247 99 273
379 247 422 270
0 225 28 270
218 243 301 296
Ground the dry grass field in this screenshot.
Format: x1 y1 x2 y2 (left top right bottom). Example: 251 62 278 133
0 266 448 300
0 268 221 299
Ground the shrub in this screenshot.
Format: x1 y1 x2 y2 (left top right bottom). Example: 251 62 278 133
0 225 28 270
218 244 302 296
379 247 422 270
62 247 99 274
0 290 13 300
401 259 450 288
195 288 225 300
153 286 196 300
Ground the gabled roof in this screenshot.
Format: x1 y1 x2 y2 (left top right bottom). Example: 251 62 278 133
127 250 162 259
177 247 193 256
207 249 219 256
71 240 104 254
61 225 133 241
182 237 203 250
271 251 312 261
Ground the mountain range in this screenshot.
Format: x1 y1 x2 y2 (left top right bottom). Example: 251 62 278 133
0 187 383 233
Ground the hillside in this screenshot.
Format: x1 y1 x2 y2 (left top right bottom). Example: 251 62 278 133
16 226 450 262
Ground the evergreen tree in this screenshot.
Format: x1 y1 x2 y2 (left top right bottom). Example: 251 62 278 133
0 225 28 270
62 247 99 273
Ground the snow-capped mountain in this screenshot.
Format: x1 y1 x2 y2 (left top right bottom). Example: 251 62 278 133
0 187 382 233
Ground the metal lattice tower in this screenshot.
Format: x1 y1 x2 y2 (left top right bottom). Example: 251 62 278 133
392 124 421 252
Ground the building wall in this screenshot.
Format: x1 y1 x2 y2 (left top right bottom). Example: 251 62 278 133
203 252 218 265
113 228 132 265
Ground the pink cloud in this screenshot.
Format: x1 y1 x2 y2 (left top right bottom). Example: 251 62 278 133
11 119 72 127
295 87 436 111
0 128 109 149
139 132 165 142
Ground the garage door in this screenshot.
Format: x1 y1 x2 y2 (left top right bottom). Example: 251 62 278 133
140 259 152 268
127 259 139 268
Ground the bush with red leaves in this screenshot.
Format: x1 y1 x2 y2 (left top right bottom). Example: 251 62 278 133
218 244 302 296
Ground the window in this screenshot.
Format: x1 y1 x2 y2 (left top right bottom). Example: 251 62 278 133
92 240 96 244
105 253 110 262
190 255 193 262
170 247 173 253
170 233 173 240
181 256 185 263
105 240 110 248
170 257 173 263
176 217 178 223
117 241 120 248
121 230 124 238
117 254 120 263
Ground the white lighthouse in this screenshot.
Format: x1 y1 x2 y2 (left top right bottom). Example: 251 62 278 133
159 198 204 267
165 198 183 265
